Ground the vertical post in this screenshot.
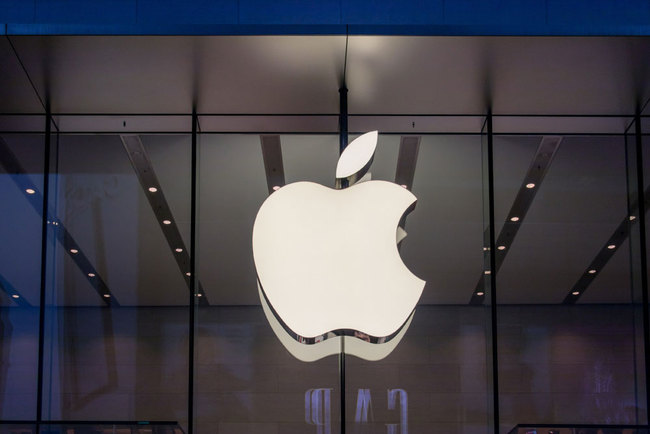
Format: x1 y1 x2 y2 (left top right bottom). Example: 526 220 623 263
484 111 500 434
339 86 348 154
338 85 348 434
633 109 650 420
36 109 52 431
188 110 198 434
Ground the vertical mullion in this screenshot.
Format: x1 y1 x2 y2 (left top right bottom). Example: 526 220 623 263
485 111 500 434
188 112 198 434
633 110 650 421
338 85 348 434
36 111 51 430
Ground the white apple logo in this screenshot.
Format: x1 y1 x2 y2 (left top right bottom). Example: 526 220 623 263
252 131 425 361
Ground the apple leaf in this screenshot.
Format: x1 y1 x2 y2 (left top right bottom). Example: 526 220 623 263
336 131 378 186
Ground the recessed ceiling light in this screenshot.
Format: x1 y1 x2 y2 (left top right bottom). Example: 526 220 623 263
572 291 580 296
510 216 520 222
484 270 491 275
163 220 171 225
148 187 158 193
272 185 281 191
175 248 183 253
25 188 36 194
607 244 616 250
588 269 597 274
197 293 203 297
11 294 19 299
526 183 535 189
70 248 78 254
476 292 484 296
497 245 506 251
630 215 636 221
88 273 96 277
103 294 110 298
186 272 191 276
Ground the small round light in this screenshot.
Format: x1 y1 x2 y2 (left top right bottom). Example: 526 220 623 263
400 184 408 189
197 293 203 297
25 188 36 194
70 248 79 254
526 183 535 189
162 220 171 225
630 215 637 221
103 294 110 298
11 294 19 299
510 216 520 222
588 269 597 274
484 270 491 275
497 245 506 251
607 244 616 250
572 291 580 296
88 273 96 277
175 248 183 253
476 292 485 296
148 187 158 193
272 185 281 191
186 272 191 276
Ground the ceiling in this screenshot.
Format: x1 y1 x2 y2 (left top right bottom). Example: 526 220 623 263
0 34 649 307
1 35 649 116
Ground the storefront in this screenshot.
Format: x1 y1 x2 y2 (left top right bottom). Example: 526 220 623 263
1 23 650 434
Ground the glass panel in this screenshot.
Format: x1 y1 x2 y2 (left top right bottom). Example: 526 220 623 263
196 133 340 434
344 134 489 433
41 130 191 430
0 130 45 420
0 423 37 434
508 426 650 434
495 131 646 432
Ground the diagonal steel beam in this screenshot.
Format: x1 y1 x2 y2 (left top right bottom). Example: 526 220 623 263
563 186 650 303
0 136 118 306
0 273 32 307
260 135 286 194
470 136 563 304
395 136 420 191
120 135 208 305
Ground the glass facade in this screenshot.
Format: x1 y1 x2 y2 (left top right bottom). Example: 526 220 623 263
1 112 649 434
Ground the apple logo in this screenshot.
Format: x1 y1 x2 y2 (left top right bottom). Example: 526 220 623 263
252 131 425 361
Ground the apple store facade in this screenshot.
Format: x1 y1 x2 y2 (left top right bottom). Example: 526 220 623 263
2 27 650 434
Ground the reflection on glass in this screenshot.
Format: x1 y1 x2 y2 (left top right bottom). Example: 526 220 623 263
196 134 341 433
344 134 489 434
41 134 190 429
495 135 645 431
0 133 44 420
0 422 185 434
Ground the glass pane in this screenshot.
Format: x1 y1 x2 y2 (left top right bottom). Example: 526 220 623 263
495 132 646 432
0 423 37 434
41 130 191 429
196 134 340 434
0 131 44 420
343 134 489 433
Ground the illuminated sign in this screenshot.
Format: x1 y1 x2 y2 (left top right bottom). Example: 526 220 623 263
253 132 425 361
